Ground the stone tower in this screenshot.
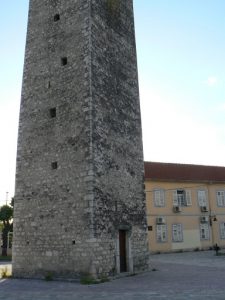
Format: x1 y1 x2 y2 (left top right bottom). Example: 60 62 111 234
13 0 149 278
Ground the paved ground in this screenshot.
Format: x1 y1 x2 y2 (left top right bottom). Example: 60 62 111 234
0 251 225 300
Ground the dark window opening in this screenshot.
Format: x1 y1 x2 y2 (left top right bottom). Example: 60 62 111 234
177 190 185 194
148 226 153 231
72 240 76 245
49 107 56 118
54 14 60 21
177 190 186 206
61 57 68 66
51 162 58 170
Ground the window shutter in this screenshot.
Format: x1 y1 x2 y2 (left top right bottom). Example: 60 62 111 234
160 190 165 207
198 190 207 206
205 224 209 239
172 224 178 241
154 190 165 207
222 192 225 206
172 224 183 242
198 191 202 206
217 191 224 207
200 224 209 240
186 190 192 206
162 225 167 241
220 223 225 239
154 190 160 207
173 191 178 206
177 224 183 241
156 225 167 242
156 225 161 241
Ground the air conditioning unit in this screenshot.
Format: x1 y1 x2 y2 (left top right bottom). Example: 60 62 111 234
201 206 208 212
156 217 165 224
173 206 181 213
200 216 209 223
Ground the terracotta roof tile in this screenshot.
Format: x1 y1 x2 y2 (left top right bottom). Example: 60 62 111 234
144 161 225 182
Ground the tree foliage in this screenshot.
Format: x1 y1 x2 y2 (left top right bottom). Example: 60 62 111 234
0 205 13 256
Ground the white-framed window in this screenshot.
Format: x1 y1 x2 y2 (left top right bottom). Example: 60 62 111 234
172 224 183 242
197 190 208 207
216 191 225 207
200 223 210 240
173 190 192 206
156 224 167 243
154 189 165 207
220 223 225 239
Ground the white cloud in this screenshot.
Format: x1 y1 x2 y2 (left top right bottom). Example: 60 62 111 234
205 76 218 87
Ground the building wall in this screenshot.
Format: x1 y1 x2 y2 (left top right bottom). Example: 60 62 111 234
146 180 225 253
13 0 149 279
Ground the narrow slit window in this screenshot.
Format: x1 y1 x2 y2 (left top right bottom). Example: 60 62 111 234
49 107 56 118
61 57 68 66
51 162 58 170
54 14 60 21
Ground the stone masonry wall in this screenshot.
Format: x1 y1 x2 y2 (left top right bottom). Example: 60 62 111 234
13 0 95 278
13 0 149 279
90 0 149 274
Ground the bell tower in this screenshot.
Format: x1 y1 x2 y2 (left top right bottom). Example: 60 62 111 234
13 0 149 278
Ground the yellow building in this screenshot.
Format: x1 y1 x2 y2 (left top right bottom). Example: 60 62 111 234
145 162 225 253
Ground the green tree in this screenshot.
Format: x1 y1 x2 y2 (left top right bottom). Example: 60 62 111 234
10 197 14 208
0 205 13 256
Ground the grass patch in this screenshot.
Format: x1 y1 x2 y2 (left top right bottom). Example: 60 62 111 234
99 276 110 283
80 275 99 285
0 255 12 261
44 272 53 281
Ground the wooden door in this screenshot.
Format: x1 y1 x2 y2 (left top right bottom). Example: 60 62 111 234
119 230 127 272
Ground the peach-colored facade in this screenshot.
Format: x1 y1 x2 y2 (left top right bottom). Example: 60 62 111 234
145 162 225 253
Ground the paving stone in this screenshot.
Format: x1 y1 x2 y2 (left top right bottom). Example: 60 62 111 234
0 251 225 299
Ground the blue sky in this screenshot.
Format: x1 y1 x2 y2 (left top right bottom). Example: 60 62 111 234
1 0 225 204
134 0 225 164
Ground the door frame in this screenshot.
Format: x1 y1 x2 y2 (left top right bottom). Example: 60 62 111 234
115 226 133 274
